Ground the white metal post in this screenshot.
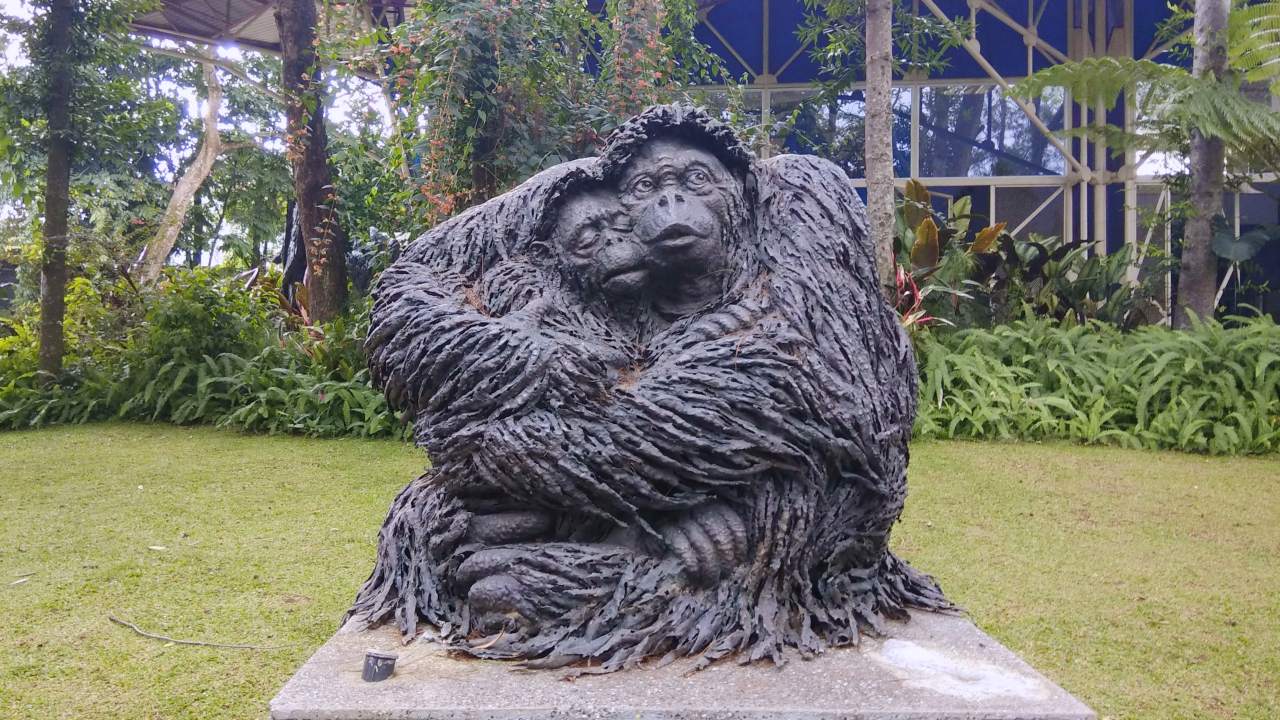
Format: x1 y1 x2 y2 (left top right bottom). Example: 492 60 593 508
760 89 772 159
1092 0 1108 255
910 86 921 178
1123 0 1139 276
1163 186 1172 325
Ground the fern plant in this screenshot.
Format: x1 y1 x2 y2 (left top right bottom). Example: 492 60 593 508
1230 1 1280 95
915 315 1280 455
1014 55 1280 175
1014 0 1280 174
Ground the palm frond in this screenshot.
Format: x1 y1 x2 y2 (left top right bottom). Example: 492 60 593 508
1012 57 1182 109
1014 54 1280 174
1230 1 1280 95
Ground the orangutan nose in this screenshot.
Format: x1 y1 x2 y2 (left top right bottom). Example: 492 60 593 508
656 189 685 208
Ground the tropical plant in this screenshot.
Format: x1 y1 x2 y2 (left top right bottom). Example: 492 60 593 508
4 266 1277 454
1011 1 1280 327
894 179 1168 328
0 267 407 439
915 315 1280 454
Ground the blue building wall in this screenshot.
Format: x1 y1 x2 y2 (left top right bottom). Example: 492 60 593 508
695 1 1278 317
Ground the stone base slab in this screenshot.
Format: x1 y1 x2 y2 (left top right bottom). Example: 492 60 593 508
270 611 1095 720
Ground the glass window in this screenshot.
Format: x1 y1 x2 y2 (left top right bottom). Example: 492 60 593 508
919 84 1066 177
1131 81 1191 176
1240 184 1280 229
995 186 1065 240
696 88 766 153
768 88 911 178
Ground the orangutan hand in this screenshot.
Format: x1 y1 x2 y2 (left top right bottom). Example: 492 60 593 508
658 501 749 587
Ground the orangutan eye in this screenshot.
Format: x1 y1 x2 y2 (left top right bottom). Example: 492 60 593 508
575 230 603 255
630 176 656 194
685 168 711 187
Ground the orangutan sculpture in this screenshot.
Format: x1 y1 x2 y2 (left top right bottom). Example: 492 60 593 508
348 104 949 672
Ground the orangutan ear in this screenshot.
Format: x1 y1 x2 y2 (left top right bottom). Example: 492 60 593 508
527 239 553 258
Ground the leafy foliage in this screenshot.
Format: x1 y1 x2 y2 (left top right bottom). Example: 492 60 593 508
797 0 968 83
1 7 290 305
1013 51 1280 174
0 269 405 438
915 316 1280 454
0 0 168 205
895 180 1168 328
1229 1 1280 95
323 0 724 238
6 271 1277 455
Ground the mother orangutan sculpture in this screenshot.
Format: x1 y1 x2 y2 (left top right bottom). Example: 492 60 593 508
348 104 949 672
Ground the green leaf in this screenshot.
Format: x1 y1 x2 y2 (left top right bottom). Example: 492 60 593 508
903 179 932 229
1229 1 1280 95
911 217 941 269
949 195 972 239
1213 226 1279 262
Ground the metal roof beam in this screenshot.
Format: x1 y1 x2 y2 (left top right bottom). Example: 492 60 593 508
700 15 759 79
918 0 1090 180
972 0 1069 65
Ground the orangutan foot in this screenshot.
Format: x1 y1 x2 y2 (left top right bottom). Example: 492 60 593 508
456 543 632 637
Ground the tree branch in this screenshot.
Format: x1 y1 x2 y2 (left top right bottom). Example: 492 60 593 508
141 44 291 104
139 55 227 283
108 615 295 650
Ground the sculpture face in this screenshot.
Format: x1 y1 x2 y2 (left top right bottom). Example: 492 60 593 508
551 140 743 316
551 190 645 298
617 139 737 313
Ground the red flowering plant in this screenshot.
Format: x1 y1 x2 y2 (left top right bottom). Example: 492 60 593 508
894 263 951 336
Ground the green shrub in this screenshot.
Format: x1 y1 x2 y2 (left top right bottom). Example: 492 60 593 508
113 269 278 422
916 315 1280 454
132 268 276 363
4 267 1278 454
0 271 406 439
894 179 1168 330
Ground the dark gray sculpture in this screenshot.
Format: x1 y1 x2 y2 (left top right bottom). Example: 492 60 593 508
349 104 949 672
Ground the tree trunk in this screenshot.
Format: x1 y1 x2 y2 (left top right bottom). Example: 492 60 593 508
37 0 74 381
1174 0 1229 328
277 0 347 323
140 58 223 283
864 0 896 294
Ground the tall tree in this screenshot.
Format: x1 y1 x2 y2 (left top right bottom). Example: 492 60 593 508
37 0 75 380
1015 3 1280 326
1174 0 1230 328
864 0 895 291
277 0 346 323
140 55 228 282
798 0 962 292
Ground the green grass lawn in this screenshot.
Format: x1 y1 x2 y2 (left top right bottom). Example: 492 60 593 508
2 424 1277 719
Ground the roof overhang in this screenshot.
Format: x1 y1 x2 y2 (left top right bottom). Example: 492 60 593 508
132 0 280 51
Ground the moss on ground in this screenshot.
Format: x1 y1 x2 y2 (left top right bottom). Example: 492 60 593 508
1 424 1277 719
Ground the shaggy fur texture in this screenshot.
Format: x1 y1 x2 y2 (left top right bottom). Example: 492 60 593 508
349 105 949 672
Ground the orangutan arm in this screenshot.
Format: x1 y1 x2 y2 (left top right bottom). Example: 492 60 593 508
433 324 824 527
366 259 615 449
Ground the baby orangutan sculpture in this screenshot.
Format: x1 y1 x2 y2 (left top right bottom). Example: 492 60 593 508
349 104 949 672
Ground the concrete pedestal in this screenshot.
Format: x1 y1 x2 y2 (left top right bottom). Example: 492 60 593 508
270 611 1095 720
